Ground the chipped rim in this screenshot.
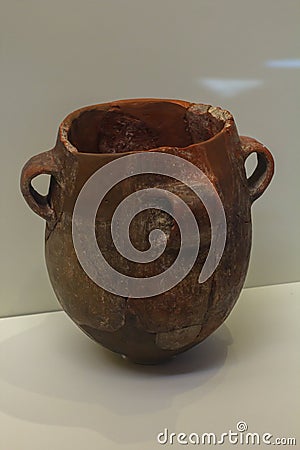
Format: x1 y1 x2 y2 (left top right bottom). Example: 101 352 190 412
58 98 234 156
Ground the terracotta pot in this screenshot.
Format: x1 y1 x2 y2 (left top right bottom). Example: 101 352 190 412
20 99 274 364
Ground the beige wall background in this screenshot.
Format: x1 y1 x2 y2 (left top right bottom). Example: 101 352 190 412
1 0 299 317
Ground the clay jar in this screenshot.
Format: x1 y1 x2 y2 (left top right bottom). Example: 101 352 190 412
20 99 274 364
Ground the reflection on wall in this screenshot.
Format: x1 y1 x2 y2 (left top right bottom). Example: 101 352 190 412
265 59 300 68
199 78 263 98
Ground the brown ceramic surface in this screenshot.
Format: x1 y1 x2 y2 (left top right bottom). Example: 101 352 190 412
20 99 274 364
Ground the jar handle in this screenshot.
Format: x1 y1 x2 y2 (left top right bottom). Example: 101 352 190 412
20 149 61 222
240 136 274 203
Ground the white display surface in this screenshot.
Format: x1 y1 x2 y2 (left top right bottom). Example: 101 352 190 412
0 282 299 449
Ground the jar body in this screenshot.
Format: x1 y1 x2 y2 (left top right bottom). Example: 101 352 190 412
21 99 274 364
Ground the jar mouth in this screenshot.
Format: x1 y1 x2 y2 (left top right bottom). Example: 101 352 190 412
59 99 233 155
